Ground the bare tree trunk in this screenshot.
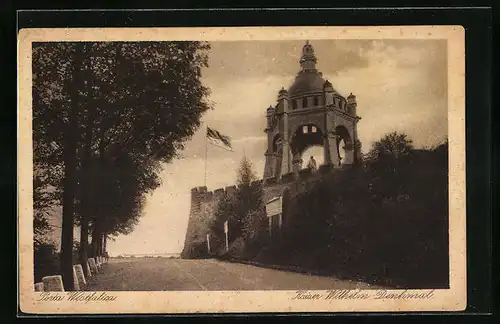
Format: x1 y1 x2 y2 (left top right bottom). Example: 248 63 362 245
92 219 105 258
89 120 106 259
60 43 84 291
100 233 106 255
97 231 102 257
91 224 99 258
79 218 90 275
103 233 108 257
79 79 96 277
79 222 89 264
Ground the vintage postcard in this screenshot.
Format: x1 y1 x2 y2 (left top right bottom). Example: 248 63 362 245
18 26 466 314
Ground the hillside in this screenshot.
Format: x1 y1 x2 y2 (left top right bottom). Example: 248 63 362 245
247 143 449 288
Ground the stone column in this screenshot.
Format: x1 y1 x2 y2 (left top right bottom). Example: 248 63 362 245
342 120 358 166
323 133 332 165
264 152 275 178
323 107 340 167
353 117 362 165
325 130 341 167
278 89 291 176
264 106 276 178
276 140 290 178
342 142 354 165
322 83 340 168
292 153 302 176
274 148 282 179
280 140 291 176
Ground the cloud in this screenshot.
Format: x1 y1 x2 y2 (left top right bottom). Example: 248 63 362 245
204 40 372 82
323 39 447 149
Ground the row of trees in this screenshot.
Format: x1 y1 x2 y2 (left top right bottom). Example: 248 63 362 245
208 132 449 288
33 41 212 289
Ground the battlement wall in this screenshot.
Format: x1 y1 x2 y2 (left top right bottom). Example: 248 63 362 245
180 165 339 259
190 180 265 201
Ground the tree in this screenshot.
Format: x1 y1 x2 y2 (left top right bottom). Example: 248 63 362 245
209 195 234 254
237 159 267 244
236 156 258 187
32 43 75 285
32 41 212 288
34 243 60 283
364 131 414 198
366 131 414 167
33 169 57 249
231 157 263 240
209 156 265 257
86 153 158 258
60 43 85 290
33 170 60 283
242 207 268 247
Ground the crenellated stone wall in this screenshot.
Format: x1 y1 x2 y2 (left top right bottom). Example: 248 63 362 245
180 164 339 259
180 185 235 258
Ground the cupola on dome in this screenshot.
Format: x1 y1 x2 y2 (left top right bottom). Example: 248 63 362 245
287 41 328 98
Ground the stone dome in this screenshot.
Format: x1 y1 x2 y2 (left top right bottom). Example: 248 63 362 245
288 71 326 98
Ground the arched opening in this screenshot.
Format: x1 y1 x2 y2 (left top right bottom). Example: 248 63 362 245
290 123 324 172
302 146 324 166
338 139 346 163
335 125 352 166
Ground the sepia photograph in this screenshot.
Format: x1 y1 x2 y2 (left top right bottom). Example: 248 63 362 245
18 26 466 313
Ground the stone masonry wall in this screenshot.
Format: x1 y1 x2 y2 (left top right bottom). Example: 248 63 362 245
180 164 338 259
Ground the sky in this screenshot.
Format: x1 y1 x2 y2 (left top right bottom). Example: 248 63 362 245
99 39 448 256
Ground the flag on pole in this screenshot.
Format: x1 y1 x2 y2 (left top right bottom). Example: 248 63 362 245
207 126 233 151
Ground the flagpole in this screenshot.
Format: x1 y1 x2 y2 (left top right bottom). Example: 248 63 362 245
204 126 208 187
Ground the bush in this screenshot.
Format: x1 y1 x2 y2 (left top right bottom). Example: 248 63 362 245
210 133 448 288
182 241 210 259
253 136 449 288
34 243 60 282
227 237 246 258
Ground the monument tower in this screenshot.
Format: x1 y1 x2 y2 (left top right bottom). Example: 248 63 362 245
263 41 362 180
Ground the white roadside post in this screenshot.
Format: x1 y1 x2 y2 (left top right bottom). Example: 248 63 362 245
88 258 98 275
72 265 80 291
85 261 92 278
34 282 44 292
206 233 211 254
224 220 229 252
73 264 87 290
42 275 65 292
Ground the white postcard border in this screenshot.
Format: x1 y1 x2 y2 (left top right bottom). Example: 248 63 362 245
18 26 466 314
